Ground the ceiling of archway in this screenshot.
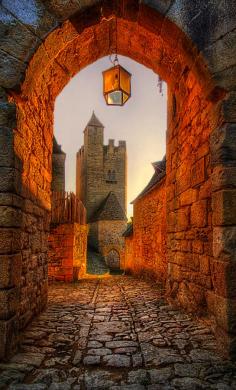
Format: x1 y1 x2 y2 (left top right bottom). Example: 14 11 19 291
0 0 235 93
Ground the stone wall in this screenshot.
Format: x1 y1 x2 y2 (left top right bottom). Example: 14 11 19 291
48 223 88 282
76 128 127 221
0 0 235 359
124 235 134 273
52 154 66 192
90 220 126 270
125 178 167 281
165 82 215 316
103 141 127 216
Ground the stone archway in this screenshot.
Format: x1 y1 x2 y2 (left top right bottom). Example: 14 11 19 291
0 0 235 359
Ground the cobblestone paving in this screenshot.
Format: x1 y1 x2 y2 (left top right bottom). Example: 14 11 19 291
1 276 236 390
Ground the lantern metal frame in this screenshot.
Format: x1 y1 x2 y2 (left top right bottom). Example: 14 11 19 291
102 63 132 106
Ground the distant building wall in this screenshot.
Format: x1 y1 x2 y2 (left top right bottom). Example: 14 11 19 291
124 235 134 273
76 115 127 222
96 220 126 269
48 223 88 281
89 220 126 269
52 137 66 192
125 178 167 281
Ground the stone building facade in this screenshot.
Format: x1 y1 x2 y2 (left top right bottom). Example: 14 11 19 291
76 112 127 267
89 192 127 269
76 112 127 221
124 158 167 280
48 223 88 282
49 138 88 282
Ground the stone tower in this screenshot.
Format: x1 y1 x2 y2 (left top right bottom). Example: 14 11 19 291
52 136 66 192
76 112 127 222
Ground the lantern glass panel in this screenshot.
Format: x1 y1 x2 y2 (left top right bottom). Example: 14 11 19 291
120 67 131 95
107 90 123 105
103 67 120 93
123 92 129 104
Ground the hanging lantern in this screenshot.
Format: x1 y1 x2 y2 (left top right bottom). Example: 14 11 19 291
103 56 132 106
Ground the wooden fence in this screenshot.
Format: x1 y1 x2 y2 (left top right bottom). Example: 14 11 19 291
51 191 87 225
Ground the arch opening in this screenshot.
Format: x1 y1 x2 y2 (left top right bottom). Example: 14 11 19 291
0 2 235 360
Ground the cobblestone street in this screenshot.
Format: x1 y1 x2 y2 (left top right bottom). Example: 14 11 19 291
1 276 236 390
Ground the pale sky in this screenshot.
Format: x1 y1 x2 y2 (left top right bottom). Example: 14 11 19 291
54 55 167 218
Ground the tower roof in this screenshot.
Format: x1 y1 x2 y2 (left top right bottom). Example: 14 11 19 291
90 192 127 222
123 222 133 237
53 136 66 154
86 111 104 128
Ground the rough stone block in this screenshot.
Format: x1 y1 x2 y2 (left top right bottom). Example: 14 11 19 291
176 280 205 313
212 166 236 191
199 255 210 275
206 291 236 334
0 193 23 208
0 167 22 194
213 65 236 91
0 87 7 102
0 49 26 89
203 29 236 74
0 5 40 63
167 0 236 73
0 254 22 288
176 170 191 195
176 207 190 231
211 259 236 298
42 0 88 20
180 239 192 252
0 104 16 128
166 211 176 233
199 180 211 200
2 0 58 39
142 0 172 15
191 200 207 227
196 143 209 160
222 92 236 123
0 288 19 320
0 127 15 168
173 251 199 271
0 315 19 359
212 190 236 226
179 188 197 206
210 123 236 166
191 158 205 187
0 228 22 254
192 240 204 254
0 206 22 228
168 263 182 283
213 226 236 264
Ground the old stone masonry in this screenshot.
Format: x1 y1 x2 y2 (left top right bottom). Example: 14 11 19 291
1 276 236 390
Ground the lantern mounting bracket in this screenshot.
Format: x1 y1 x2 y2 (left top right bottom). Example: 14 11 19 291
109 53 119 66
